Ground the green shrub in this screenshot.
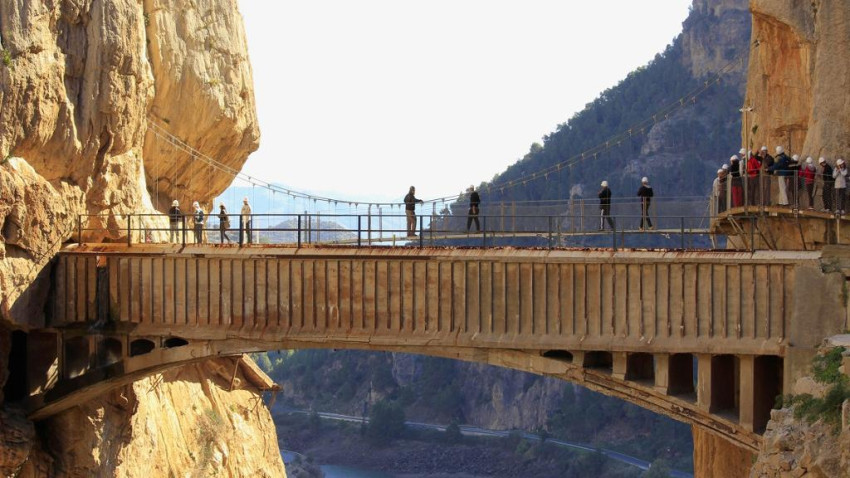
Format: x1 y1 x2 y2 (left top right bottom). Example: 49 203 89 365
783 347 850 433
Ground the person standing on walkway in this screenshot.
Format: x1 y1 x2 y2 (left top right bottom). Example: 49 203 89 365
730 152 743 207
769 146 791 206
218 203 231 243
240 197 253 244
192 201 205 244
637 177 654 230
759 146 774 205
833 159 847 214
820 157 834 212
168 200 182 243
466 185 481 233
598 180 614 230
404 186 424 237
746 149 761 206
801 157 816 209
712 169 727 216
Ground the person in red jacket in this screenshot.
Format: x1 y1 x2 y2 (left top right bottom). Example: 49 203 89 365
746 149 761 206
800 157 817 209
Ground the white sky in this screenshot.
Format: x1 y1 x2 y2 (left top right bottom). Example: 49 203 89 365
238 1 693 203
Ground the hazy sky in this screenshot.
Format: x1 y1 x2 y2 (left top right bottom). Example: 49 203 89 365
238 1 693 203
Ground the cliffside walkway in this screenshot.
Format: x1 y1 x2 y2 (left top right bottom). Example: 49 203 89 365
18 239 849 453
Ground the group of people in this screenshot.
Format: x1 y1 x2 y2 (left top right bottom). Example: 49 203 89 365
167 197 255 244
712 145 849 214
597 177 655 231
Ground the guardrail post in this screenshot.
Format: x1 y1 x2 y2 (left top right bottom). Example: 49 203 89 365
680 216 685 250
612 223 617 251
77 215 83 244
297 214 302 248
482 216 487 247
357 215 361 248
181 216 186 247
127 214 132 246
750 216 756 252
419 216 424 248
547 216 553 249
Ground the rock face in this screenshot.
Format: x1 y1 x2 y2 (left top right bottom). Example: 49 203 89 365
0 0 259 326
16 357 286 478
0 0 269 475
744 1 850 158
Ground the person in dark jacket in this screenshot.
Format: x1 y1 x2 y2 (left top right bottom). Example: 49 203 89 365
637 177 654 230
598 180 614 230
192 201 205 244
729 153 743 207
404 186 424 237
819 157 834 212
768 146 792 206
466 186 481 233
218 203 231 243
758 146 774 205
168 200 182 243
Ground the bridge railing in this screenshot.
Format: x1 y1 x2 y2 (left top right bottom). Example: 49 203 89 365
711 167 838 216
74 197 756 250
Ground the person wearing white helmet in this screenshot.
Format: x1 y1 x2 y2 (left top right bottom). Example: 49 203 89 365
768 146 793 206
746 148 762 206
801 157 817 209
819 157 834 212
637 177 654 230
168 200 182 243
729 154 743 207
598 180 614 230
711 168 728 216
240 196 253 244
192 201 205 244
833 159 847 214
757 145 774 205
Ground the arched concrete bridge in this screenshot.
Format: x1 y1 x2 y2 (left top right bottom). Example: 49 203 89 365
19 243 849 452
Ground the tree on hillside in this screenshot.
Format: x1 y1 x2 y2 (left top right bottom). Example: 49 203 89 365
367 399 406 445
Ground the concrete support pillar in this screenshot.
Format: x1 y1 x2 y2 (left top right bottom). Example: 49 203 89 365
612 352 628 380
654 353 670 394
697 354 712 411
739 355 755 431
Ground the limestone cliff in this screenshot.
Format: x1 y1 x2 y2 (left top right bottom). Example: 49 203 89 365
15 356 286 478
744 1 850 157
0 0 271 475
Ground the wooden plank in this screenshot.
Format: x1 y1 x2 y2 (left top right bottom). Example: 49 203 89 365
480 262 493 335
119 257 131 322
108 256 119 322
627 264 642 339
453 261 467 333
561 264 575 336
140 257 153 324
600 263 614 337
614 263 627 337
740 264 755 340
54 257 67 324
314 260 327 330
439 262 453 332
519 263 532 335
376 261 389 330
256 259 267 329
303 260 315 330
389 261 401 331
208 259 221 327
586 263 601 338
426 262 440 332
466 261 480 334
401 261 414 332
86 256 96 321
186 258 197 326
267 259 279 328
220 259 232 328
642 264 657 340
505 262 519 336
243 259 256 329
127 258 140 323
682 264 697 338
669 264 684 337
327 260 339 330
152 257 164 325
174 258 187 325
363 261 376 331
339 260 352 331
575 264 588 338
280 260 292 330
492 261 506 335
352 260 365 330
655 264 670 338
532 263 545 336
67 256 78 322
697 264 712 338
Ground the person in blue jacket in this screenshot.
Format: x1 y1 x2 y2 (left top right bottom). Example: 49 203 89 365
768 146 792 206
